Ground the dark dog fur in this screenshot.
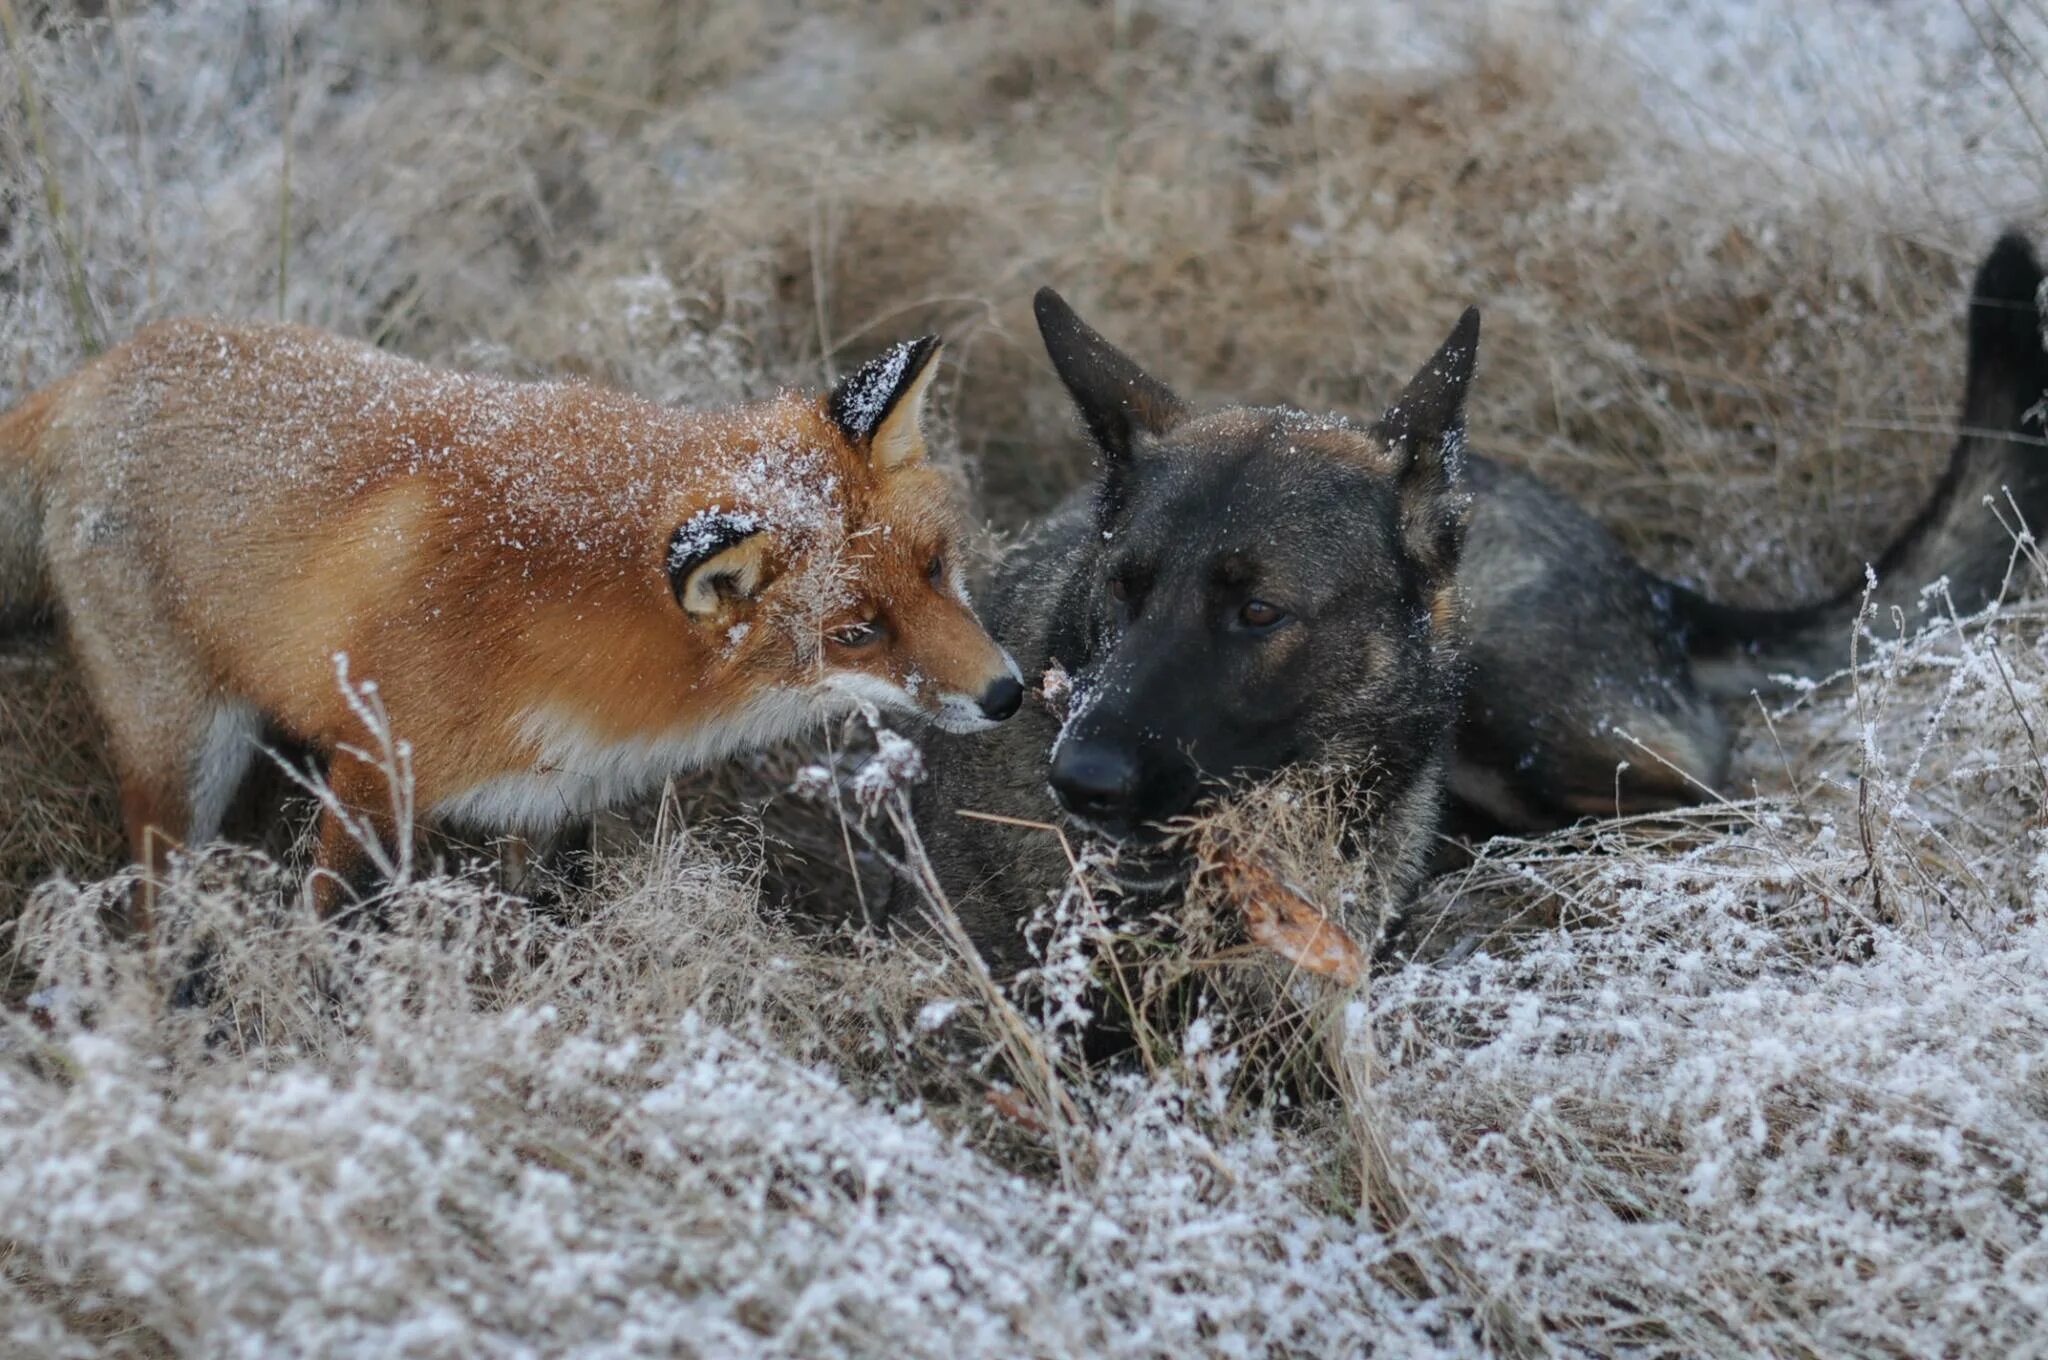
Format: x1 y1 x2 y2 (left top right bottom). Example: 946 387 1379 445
904 234 2048 972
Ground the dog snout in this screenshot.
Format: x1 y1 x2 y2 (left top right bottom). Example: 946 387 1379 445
979 674 1023 722
1049 739 1142 828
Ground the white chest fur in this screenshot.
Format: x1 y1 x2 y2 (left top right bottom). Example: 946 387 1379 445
429 689 826 835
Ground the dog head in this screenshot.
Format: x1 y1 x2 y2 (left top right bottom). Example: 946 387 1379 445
1032 288 1478 843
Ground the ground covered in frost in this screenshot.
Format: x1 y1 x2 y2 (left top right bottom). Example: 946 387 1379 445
1 1 2045 1355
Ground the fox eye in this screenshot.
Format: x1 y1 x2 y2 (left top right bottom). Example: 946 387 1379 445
927 553 944 584
1238 599 1287 630
829 619 886 649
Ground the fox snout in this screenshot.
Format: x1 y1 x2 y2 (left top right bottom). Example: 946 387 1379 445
882 584 1026 734
817 585 1022 734
930 661 1024 733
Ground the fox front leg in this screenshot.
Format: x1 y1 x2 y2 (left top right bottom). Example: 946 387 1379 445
307 751 404 920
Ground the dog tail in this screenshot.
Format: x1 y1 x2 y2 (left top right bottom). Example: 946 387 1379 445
0 383 57 633
1673 231 2048 698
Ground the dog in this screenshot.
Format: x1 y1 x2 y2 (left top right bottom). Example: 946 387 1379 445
901 233 2048 972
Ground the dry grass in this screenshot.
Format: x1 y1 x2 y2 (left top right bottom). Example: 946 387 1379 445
1 0 2047 1354
0 640 121 908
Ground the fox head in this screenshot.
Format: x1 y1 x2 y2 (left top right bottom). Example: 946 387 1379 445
665 336 1022 734
1030 288 1478 842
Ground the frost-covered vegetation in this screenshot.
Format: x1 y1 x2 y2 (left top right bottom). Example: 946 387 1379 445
3 1 2047 1354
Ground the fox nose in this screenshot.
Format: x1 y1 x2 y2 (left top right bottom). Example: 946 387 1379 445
979 675 1024 722
1049 740 1141 827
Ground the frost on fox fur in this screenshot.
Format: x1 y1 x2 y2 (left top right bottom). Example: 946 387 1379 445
828 339 921 438
667 506 765 574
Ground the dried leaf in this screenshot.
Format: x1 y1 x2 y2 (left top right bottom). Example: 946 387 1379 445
1213 849 1367 986
985 1086 1050 1136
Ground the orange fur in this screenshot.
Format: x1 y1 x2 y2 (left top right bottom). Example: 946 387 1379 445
0 320 1016 915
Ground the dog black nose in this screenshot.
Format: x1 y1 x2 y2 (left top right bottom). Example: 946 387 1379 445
979 675 1023 721
1049 740 1140 825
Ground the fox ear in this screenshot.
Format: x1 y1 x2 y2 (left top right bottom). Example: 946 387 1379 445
1034 287 1185 466
829 336 942 472
668 509 772 617
1375 307 1480 576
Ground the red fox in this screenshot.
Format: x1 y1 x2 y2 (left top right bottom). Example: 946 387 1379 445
0 320 1022 917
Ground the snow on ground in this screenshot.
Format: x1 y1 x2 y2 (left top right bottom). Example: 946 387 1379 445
0 1 2045 1355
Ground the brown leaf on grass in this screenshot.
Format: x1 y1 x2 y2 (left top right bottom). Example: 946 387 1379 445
1211 848 1367 986
984 1086 1050 1137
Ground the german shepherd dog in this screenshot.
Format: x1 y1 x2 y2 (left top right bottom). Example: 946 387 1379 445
902 234 2048 973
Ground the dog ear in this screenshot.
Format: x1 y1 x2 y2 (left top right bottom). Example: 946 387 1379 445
1375 307 1479 576
668 509 772 617
1034 287 1186 467
828 336 943 472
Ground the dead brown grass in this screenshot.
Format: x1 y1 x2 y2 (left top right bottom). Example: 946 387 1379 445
0 638 120 913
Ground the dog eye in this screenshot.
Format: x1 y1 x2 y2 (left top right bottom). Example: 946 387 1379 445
829 619 886 648
1106 565 1148 617
1239 599 1287 629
